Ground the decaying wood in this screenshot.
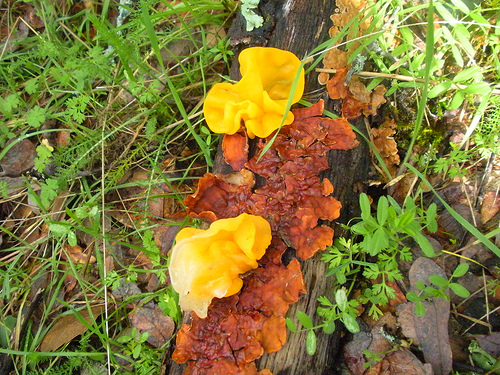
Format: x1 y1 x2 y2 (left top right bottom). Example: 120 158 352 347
165 1 370 374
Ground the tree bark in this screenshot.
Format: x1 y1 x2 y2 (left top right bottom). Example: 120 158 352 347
165 1 370 374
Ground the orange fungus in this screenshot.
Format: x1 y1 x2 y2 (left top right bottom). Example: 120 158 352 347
203 47 305 138
169 213 272 318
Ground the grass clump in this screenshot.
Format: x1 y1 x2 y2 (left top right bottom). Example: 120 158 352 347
0 0 234 373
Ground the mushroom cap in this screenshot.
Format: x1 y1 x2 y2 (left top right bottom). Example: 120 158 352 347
169 213 272 318
203 47 305 139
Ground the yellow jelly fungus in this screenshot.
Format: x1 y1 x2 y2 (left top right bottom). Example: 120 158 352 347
203 47 305 139
169 213 272 319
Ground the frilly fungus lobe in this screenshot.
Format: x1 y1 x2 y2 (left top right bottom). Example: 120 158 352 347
169 213 272 319
203 47 305 139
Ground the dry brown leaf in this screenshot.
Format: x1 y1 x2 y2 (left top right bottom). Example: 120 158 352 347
481 190 500 224
364 348 433 375
129 305 175 348
0 139 36 177
56 130 71 147
474 332 500 358
438 203 479 240
62 244 96 264
40 306 103 352
408 257 453 375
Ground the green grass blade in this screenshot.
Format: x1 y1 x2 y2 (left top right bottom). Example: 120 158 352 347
401 0 435 167
406 163 500 258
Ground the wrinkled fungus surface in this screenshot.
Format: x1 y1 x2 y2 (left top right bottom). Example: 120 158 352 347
173 100 358 373
169 213 272 319
186 100 358 259
326 68 387 119
203 47 305 138
172 239 305 375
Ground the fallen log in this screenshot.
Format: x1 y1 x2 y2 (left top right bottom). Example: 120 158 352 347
164 1 370 373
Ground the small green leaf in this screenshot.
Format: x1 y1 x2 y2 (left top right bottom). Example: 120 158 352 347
453 24 474 56
371 227 389 254
429 274 448 287
453 66 481 83
428 80 452 98
139 332 149 343
449 283 470 298
414 233 436 257
342 313 360 333
448 90 466 110
452 263 469 278
415 281 426 290
426 203 438 232
387 196 402 214
399 27 414 45
306 330 317 355
49 222 71 235
450 0 471 13
468 12 489 25
450 44 464 68
67 231 77 246
336 272 347 285
25 78 39 95
132 344 141 359
464 82 491 94
350 222 370 236
414 301 426 316
359 193 372 221
26 106 47 128
117 335 130 343
297 311 314 329
335 289 348 311
286 317 296 333
377 196 389 226
406 291 419 302
323 320 336 334
397 211 415 228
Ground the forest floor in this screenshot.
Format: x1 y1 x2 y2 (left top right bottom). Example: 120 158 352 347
1 0 500 374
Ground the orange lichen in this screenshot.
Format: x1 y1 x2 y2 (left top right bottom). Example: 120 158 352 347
169 213 272 318
318 0 370 84
203 47 305 138
371 118 400 177
325 68 387 119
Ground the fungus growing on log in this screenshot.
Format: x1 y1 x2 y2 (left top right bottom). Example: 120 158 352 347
172 238 305 374
172 96 358 371
186 101 358 259
169 213 272 319
203 47 305 139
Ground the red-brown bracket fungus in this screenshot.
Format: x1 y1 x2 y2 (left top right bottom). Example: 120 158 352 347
172 238 305 375
203 47 305 139
172 83 358 370
169 213 272 319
